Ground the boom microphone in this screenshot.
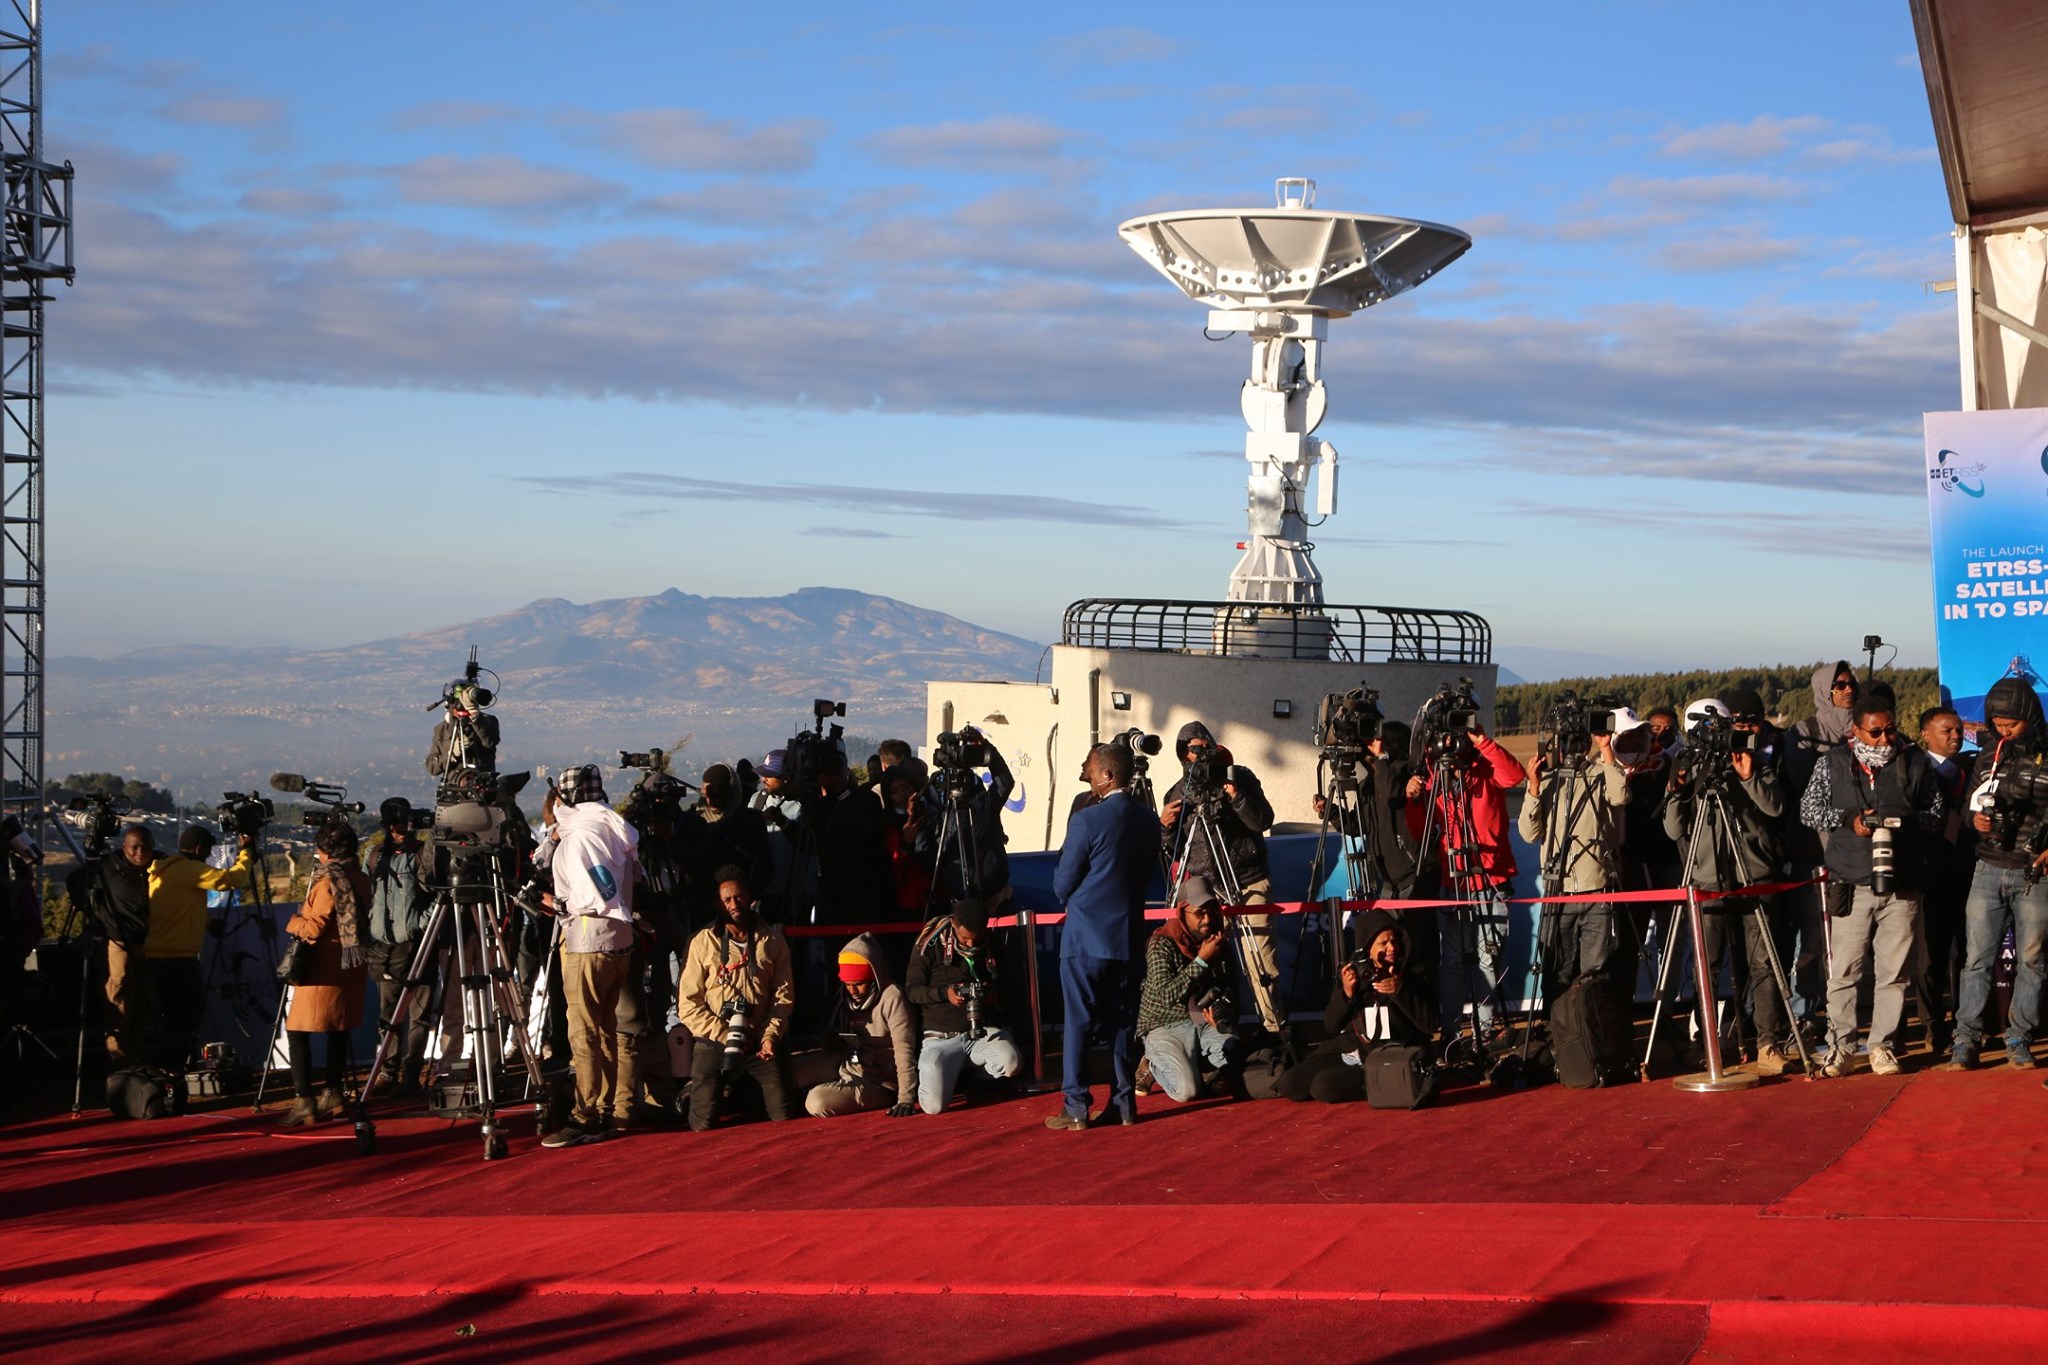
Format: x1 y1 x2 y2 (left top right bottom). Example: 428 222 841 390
269 772 308 794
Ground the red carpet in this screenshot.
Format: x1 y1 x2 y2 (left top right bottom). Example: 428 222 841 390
4 1070 2047 1362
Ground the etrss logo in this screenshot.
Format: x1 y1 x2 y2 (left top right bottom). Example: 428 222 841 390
1930 448 1987 497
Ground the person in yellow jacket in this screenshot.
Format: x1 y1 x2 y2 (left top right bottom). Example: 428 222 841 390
144 826 254 1070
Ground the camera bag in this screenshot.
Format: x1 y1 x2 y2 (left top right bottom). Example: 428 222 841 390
1237 1046 1288 1100
1364 1044 1437 1110
106 1066 187 1121
1551 976 1636 1088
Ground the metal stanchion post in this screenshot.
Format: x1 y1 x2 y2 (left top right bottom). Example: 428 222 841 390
1018 905 1047 1087
1673 886 1757 1093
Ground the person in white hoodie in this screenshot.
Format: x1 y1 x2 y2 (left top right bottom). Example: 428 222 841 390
538 763 642 1149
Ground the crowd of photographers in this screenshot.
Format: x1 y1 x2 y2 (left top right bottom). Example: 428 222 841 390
41 653 2048 1139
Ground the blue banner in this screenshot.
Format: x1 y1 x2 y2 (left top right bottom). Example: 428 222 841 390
1925 409 2048 721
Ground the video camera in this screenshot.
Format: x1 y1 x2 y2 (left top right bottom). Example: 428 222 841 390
780 699 849 798
618 748 697 830
932 726 992 796
1414 678 1484 768
217 791 275 838
1315 685 1384 783
59 792 130 855
434 645 498 715
268 773 366 828
1539 691 1624 769
1671 712 1759 791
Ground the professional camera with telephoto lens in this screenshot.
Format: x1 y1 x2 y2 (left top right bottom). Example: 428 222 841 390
1539 690 1624 769
217 791 274 838
1110 726 1162 768
437 645 497 714
1866 814 1904 895
1189 981 1234 1022
719 995 752 1076
957 978 988 1039
1348 949 1398 986
1414 677 1484 768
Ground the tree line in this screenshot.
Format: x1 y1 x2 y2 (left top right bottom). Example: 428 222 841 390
1494 664 1943 734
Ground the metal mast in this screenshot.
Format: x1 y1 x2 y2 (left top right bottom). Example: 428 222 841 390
0 1 73 839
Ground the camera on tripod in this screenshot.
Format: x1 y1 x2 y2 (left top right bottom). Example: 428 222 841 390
268 772 365 828
437 646 497 714
1110 726 1161 766
60 792 130 855
933 727 991 776
1539 690 1623 769
1415 677 1484 767
1315 686 1383 782
1672 713 1758 790
617 748 696 830
216 791 274 837
718 995 752 1075
779 699 849 797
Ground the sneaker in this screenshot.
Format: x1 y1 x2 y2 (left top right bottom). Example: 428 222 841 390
541 1119 608 1149
279 1096 319 1130
1868 1046 1902 1077
1133 1056 1156 1097
1754 1043 1791 1076
2005 1035 2036 1069
1817 1048 1855 1079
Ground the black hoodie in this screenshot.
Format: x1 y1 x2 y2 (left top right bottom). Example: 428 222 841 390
1968 677 2048 870
1161 721 1275 886
1313 908 1437 1057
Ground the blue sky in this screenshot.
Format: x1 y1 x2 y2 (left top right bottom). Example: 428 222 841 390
51 2 1955 672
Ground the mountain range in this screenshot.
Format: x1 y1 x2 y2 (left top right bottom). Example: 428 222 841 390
50 587 1046 806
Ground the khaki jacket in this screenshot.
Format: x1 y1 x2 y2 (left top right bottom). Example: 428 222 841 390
677 918 794 1047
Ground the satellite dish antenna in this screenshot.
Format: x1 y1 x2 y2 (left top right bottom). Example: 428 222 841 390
1119 178 1470 612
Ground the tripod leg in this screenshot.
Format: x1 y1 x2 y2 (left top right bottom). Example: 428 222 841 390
1752 902 1814 1078
353 900 449 1115
1642 906 1686 1077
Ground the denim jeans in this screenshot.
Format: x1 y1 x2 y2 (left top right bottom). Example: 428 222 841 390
1140 1017 1239 1101
1438 892 1507 1038
1955 864 2048 1050
916 1028 1021 1115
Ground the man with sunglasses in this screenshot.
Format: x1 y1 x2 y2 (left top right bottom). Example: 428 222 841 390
1799 697 1940 1077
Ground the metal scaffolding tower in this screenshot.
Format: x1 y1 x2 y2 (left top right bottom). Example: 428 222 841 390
0 1 73 838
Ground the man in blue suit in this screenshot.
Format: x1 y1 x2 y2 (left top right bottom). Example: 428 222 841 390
1047 742 1161 1130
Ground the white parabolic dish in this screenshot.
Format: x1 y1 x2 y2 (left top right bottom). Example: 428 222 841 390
1116 204 1471 315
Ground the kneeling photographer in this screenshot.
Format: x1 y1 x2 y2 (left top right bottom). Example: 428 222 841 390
1278 909 1436 1104
798 933 918 1118
1659 699 1794 1073
1160 721 1280 1035
1135 875 1241 1102
1799 696 1940 1078
677 866 795 1130
1515 696 1630 1004
906 898 1021 1113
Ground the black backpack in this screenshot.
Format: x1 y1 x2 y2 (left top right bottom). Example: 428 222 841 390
107 1066 187 1120
1551 976 1637 1088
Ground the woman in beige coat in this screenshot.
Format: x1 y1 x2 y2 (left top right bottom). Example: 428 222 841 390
280 821 373 1128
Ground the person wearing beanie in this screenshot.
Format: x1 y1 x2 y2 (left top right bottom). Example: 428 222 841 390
797 933 918 1118
906 897 1021 1113
1135 875 1242 1102
1277 908 1436 1104
1948 676 2048 1070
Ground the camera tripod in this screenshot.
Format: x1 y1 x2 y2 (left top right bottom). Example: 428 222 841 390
1414 746 1513 1076
42 809 115 1115
1643 778 1813 1089
1304 754 1381 992
1168 791 1283 1038
350 845 544 1160
1514 757 1615 1073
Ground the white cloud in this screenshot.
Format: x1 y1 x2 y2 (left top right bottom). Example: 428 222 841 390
382 155 627 213
1657 114 1830 160
561 108 825 174
865 116 1076 173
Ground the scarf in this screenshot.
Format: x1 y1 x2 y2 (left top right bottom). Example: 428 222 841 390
1851 739 1895 771
1154 912 1201 959
325 859 368 969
